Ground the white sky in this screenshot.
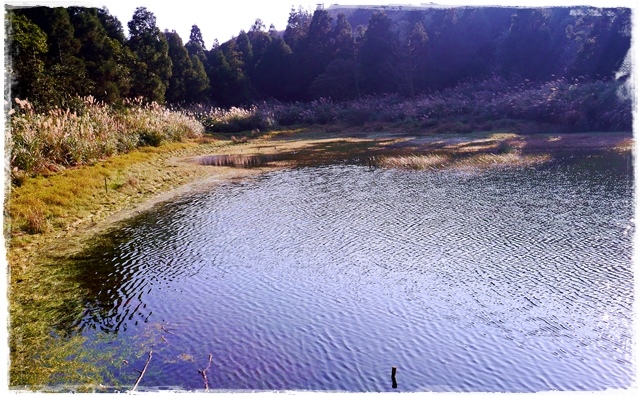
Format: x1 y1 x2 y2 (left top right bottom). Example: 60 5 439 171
3 0 638 48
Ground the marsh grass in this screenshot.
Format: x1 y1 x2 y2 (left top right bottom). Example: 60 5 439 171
377 148 551 171
378 154 450 170
9 96 204 177
457 152 552 169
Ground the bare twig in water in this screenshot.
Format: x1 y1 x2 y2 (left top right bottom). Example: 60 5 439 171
131 351 153 392
198 354 213 390
188 252 219 278
161 325 176 335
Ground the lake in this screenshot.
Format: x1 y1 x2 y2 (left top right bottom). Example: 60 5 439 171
66 150 634 392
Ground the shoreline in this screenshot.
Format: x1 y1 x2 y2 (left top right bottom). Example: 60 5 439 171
5 127 633 387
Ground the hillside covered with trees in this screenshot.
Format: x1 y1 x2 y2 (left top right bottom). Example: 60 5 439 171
7 5 631 108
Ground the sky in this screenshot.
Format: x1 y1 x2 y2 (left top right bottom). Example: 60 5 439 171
4 0 637 48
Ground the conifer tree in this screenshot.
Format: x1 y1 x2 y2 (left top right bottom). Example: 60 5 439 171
358 11 397 94
70 7 131 103
127 7 172 103
165 30 192 104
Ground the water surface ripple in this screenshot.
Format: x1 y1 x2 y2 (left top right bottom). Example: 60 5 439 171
74 152 634 392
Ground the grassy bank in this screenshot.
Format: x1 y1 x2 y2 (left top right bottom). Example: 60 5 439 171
6 139 235 387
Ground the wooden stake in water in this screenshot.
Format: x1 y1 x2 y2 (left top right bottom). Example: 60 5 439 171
391 366 398 389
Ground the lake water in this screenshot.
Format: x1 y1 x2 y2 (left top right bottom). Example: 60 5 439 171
68 150 634 392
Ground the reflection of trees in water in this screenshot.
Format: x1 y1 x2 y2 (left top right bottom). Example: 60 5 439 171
199 153 282 167
69 207 182 334
68 229 146 334
68 197 230 335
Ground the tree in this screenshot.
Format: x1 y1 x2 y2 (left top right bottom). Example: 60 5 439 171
208 40 251 106
185 24 210 90
97 7 126 45
283 6 311 49
247 19 272 78
235 30 253 69
70 7 131 103
164 30 209 104
17 7 92 105
127 7 172 103
331 13 355 60
188 24 206 49
288 8 334 99
423 8 496 90
394 21 428 96
165 30 191 103
268 23 279 38
7 12 48 103
309 58 360 100
496 9 555 81
253 36 292 100
186 54 210 103
358 11 397 94
568 8 631 79
307 13 359 100
186 24 207 62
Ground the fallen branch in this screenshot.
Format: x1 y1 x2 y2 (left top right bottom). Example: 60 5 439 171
198 354 213 390
131 350 153 392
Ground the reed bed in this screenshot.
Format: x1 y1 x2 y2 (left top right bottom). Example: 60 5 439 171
378 151 551 171
377 154 450 170
9 96 204 177
455 152 552 169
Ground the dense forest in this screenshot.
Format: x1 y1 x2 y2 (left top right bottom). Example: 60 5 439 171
6 5 631 109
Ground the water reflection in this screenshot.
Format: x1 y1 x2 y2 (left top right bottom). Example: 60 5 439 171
68 150 633 391
199 154 283 167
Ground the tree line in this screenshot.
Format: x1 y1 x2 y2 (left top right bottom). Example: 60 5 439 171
7 5 631 110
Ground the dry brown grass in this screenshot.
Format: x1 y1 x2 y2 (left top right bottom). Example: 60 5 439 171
377 154 450 170
9 96 204 176
377 149 551 171
455 152 552 169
